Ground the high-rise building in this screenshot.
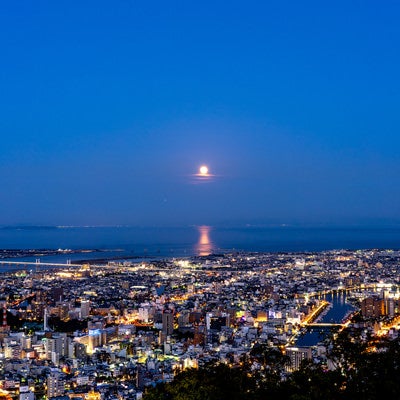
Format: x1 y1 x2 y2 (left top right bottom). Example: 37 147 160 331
44 333 69 364
361 296 386 317
162 309 174 336
68 341 86 359
285 347 312 371
43 308 49 331
80 300 90 319
47 372 65 398
56 302 70 320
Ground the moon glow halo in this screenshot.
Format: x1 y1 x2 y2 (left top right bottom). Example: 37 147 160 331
199 165 209 175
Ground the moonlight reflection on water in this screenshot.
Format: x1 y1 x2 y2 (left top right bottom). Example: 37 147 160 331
195 225 214 256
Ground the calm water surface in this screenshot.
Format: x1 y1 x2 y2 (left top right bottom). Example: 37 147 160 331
0 225 399 263
295 292 355 347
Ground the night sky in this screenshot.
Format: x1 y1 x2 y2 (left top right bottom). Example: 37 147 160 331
1 1 399 227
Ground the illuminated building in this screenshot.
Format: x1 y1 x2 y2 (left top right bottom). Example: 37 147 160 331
86 389 101 400
43 308 49 331
47 372 65 398
162 309 174 336
285 347 312 371
80 300 90 319
19 378 34 400
0 301 9 332
0 390 12 400
361 297 386 317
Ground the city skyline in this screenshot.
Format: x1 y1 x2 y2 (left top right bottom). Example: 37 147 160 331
1 1 400 227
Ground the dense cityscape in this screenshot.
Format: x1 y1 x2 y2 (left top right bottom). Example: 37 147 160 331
0 248 400 399
2 0 400 398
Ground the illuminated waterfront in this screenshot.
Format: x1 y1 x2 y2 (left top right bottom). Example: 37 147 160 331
295 292 355 346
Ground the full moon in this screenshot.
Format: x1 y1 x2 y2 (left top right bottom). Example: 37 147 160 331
199 165 209 175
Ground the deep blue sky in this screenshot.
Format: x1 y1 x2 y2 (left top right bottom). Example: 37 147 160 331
1 1 399 227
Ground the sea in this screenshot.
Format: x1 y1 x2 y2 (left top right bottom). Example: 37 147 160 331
0 225 400 265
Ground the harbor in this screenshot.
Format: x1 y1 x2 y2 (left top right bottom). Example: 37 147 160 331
295 291 355 347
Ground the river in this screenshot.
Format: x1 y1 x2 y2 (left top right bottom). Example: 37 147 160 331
295 291 355 347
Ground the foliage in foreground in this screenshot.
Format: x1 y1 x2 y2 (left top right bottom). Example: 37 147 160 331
144 330 400 400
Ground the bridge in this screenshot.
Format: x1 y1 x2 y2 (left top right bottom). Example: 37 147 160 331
307 323 343 327
0 260 83 269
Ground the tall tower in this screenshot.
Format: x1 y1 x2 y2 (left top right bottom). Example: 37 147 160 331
162 309 174 336
43 308 49 331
